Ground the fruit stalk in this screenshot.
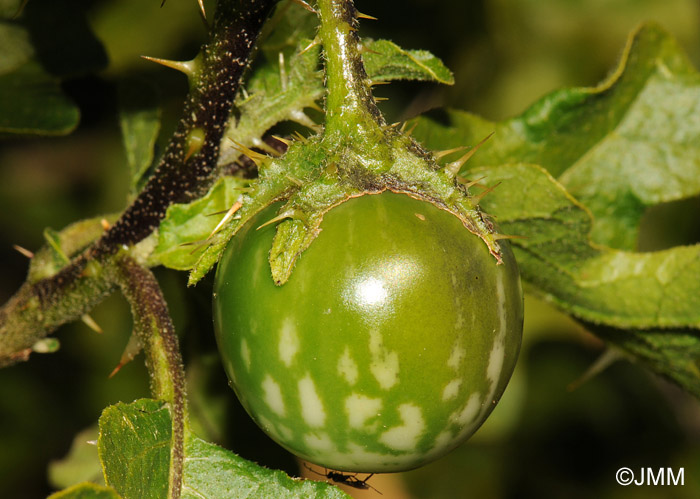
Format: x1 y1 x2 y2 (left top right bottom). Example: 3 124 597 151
113 256 187 499
317 0 384 140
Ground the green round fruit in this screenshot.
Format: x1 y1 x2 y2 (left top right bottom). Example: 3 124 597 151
213 191 523 472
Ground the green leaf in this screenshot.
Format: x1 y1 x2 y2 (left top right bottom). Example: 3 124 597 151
411 23 700 250
153 176 250 270
182 436 350 499
475 163 700 394
21 0 107 77
362 39 454 85
218 1 455 168
118 79 161 195
0 1 24 20
0 60 79 135
96 399 349 499
48 482 121 499
98 399 171 499
48 426 104 491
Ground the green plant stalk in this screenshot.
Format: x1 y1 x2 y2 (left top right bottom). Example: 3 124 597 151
113 256 187 499
0 0 277 367
317 0 384 142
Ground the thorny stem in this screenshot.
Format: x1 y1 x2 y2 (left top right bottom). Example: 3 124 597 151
94 0 278 253
0 0 277 367
317 0 384 139
114 256 187 499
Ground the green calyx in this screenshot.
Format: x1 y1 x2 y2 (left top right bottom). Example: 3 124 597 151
189 0 505 286
257 0 505 284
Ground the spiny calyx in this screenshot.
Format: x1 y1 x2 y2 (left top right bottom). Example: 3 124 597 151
235 122 506 286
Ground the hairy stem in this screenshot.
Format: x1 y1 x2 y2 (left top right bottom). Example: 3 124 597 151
0 0 278 367
317 0 384 139
94 0 278 254
113 256 187 499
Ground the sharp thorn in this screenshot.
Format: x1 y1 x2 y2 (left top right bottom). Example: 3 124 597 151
109 334 142 378
567 348 624 392
100 218 111 230
374 96 389 102
257 210 294 230
207 201 243 240
81 314 103 334
456 175 487 188
141 55 196 76
292 131 308 143
472 181 502 203
251 137 281 156
299 37 321 55
197 0 206 20
290 0 316 13
359 45 382 55
229 140 268 167
445 132 495 177
305 101 323 112
369 80 390 87
492 233 527 241
434 146 469 160
289 109 317 129
271 135 292 146
13 244 34 259
356 11 378 20
404 121 418 136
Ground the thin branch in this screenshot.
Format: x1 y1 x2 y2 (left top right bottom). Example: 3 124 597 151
113 256 187 499
0 0 279 367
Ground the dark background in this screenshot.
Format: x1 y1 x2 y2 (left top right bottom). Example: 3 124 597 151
1 0 699 497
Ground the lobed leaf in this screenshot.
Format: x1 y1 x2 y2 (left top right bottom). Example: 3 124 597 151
98 399 171 499
0 60 79 135
362 39 454 85
475 163 700 394
95 399 349 499
411 23 700 250
217 1 455 168
48 426 104 491
48 482 121 499
153 176 250 270
182 436 350 499
118 79 161 196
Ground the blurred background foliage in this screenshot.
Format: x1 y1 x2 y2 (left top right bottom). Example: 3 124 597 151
1 0 699 497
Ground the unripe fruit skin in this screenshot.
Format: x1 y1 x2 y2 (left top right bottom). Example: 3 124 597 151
213 192 523 472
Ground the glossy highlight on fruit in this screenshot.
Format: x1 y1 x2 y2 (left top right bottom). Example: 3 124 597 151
213 192 523 472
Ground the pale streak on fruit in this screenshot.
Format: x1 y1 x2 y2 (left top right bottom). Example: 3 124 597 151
449 392 481 426
337 346 359 385
240 338 251 370
345 393 382 431
304 432 335 453
447 338 466 370
379 404 425 451
487 277 509 388
277 423 293 441
278 318 300 367
299 375 326 427
262 374 286 416
368 328 399 390
441 378 462 401
345 443 403 469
